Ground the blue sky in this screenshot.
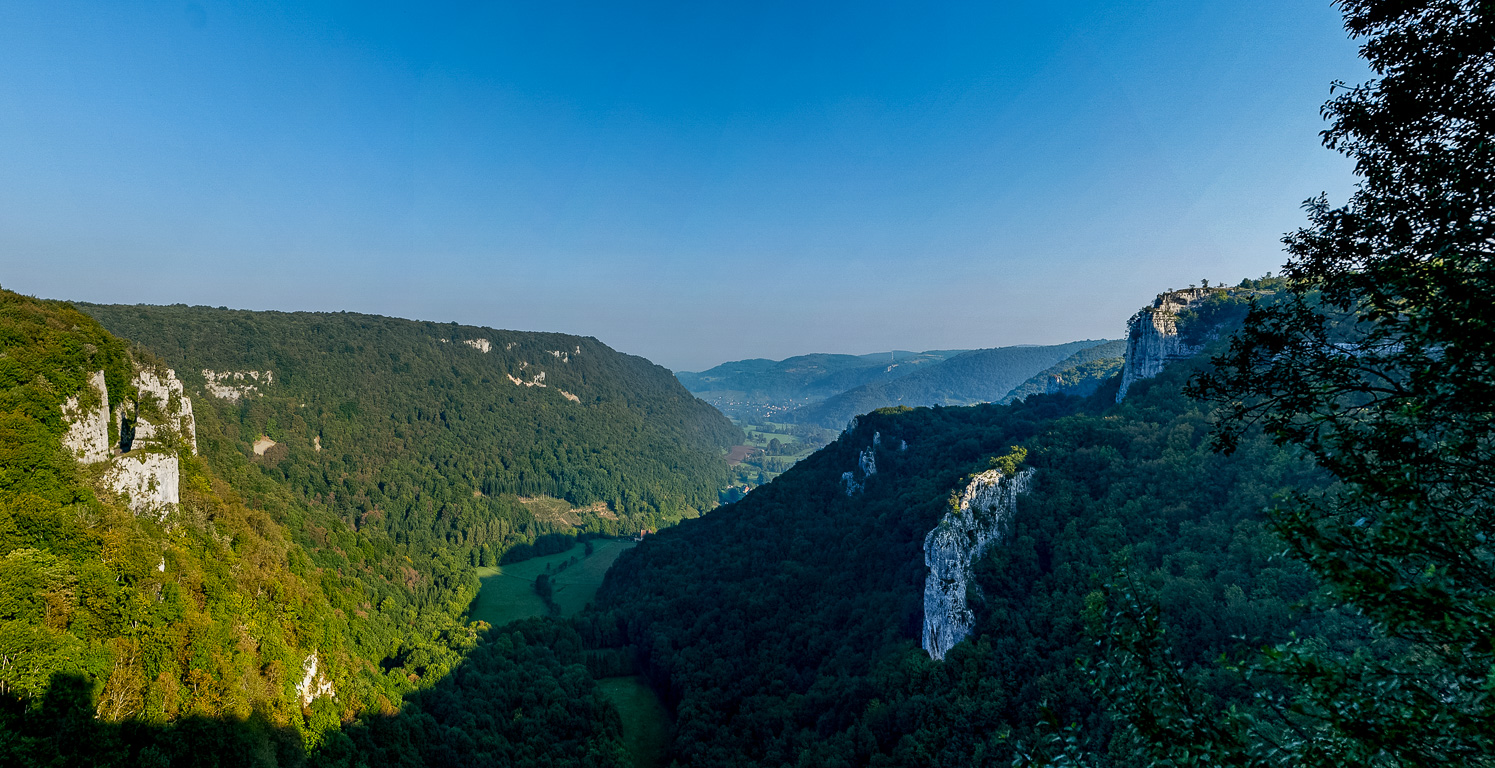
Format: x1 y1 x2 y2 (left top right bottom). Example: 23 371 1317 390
1 1 1366 371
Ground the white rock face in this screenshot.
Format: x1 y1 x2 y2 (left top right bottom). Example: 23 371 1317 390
858 445 877 477
295 652 336 706
464 338 492 353
841 433 881 496
1115 288 1213 402
104 452 180 519
61 370 111 465
841 470 861 496
506 371 547 387
922 467 1034 660
558 389 581 403
127 368 197 454
59 365 194 518
202 369 273 401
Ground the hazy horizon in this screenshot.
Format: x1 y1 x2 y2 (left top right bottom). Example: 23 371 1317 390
2 1 1367 371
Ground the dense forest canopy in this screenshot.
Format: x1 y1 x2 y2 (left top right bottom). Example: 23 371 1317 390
0 291 697 765
80 303 741 545
583 307 1355 765
0 289 473 755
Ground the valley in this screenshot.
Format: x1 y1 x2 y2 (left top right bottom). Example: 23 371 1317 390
5 2 1483 766
689 341 1127 484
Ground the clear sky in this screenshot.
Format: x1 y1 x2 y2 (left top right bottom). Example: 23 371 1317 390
1 1 1367 371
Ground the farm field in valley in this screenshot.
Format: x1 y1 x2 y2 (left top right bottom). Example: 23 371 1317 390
469 538 637 627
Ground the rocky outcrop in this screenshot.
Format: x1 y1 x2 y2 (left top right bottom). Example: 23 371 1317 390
61 370 111 464
508 370 546 387
122 367 197 454
295 652 336 706
922 467 1033 660
463 338 492 353
1116 288 1213 402
60 365 196 517
104 452 180 519
202 369 273 401
841 431 880 496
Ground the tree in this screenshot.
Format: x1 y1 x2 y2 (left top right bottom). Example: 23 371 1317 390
1176 0 1495 763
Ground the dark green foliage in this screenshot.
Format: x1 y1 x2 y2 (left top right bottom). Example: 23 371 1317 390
791 340 1114 428
1114 0 1495 763
587 353 1329 766
1002 341 1126 404
503 533 581 565
330 620 629 768
0 620 627 768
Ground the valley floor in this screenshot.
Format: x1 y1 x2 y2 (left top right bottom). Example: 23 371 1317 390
469 538 637 626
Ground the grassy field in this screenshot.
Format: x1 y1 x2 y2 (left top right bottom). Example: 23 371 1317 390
469 538 636 627
597 676 672 768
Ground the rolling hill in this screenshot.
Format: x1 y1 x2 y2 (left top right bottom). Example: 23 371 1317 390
676 350 966 422
789 340 1114 428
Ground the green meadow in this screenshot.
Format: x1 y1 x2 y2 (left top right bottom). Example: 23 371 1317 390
596 676 672 768
470 538 637 627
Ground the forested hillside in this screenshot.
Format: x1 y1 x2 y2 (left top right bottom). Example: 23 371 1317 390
790 340 1112 428
0 288 630 764
584 312 1351 765
0 286 705 759
81 304 741 549
1001 339 1126 403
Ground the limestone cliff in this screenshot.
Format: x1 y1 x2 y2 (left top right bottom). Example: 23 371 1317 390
61 370 111 464
841 430 880 496
121 367 197 454
1115 288 1213 402
104 452 180 519
59 364 197 517
922 467 1033 660
201 369 273 401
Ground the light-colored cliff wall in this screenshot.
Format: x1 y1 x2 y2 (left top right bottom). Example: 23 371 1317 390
202 369 273 401
104 452 180 519
61 364 196 518
922 467 1033 660
127 367 197 454
1115 288 1213 402
61 370 111 464
295 652 336 706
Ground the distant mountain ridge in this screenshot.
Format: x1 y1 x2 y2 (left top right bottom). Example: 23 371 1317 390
678 350 966 399
789 340 1116 428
